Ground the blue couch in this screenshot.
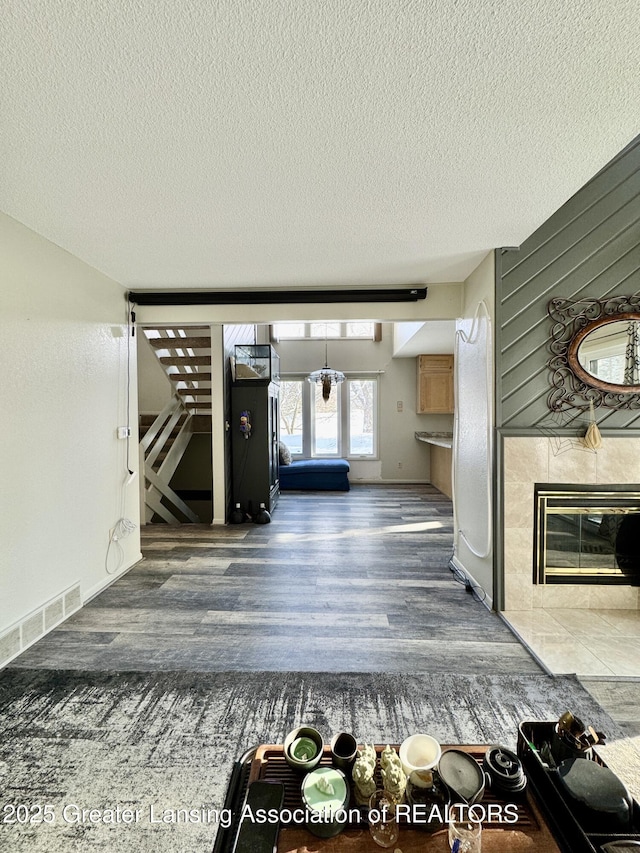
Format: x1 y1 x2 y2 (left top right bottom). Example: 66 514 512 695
279 458 350 491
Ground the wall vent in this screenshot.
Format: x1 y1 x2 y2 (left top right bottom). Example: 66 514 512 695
64 586 82 616
44 598 64 630
0 583 82 670
0 628 21 667
21 611 44 646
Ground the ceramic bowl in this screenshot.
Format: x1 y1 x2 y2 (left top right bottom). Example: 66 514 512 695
438 748 486 805
284 726 324 774
399 734 442 776
330 732 358 771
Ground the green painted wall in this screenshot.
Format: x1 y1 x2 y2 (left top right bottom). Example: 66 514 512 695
498 135 640 432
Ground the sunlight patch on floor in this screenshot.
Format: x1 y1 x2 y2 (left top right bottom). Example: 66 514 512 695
275 520 444 543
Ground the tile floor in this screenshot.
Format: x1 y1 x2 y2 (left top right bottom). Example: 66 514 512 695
503 608 640 677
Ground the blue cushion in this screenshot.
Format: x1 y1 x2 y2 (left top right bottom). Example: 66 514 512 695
279 458 350 491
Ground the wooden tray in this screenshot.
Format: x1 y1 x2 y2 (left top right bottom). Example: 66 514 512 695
247 744 563 853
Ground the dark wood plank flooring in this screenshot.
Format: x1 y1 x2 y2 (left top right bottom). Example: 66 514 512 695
11 485 542 673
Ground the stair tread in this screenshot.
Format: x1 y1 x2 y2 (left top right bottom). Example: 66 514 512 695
148 336 211 349
159 356 210 365
169 372 212 381
144 327 210 334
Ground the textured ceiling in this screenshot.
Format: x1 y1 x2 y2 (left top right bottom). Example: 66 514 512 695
2 1 639 290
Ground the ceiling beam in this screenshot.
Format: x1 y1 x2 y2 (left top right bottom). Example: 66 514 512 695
129 287 427 306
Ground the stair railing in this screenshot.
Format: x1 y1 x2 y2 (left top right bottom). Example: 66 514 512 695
140 395 200 524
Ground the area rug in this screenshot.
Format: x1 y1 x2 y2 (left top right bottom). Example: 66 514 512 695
0 669 638 852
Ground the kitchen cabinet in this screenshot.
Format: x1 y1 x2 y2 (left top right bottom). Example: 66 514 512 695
416 355 454 414
415 432 453 499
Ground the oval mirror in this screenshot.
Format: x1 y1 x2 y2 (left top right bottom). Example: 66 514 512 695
568 314 640 394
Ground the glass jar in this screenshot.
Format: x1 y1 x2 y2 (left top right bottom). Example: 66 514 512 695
405 769 450 832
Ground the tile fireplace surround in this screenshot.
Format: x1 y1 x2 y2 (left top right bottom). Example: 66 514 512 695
501 436 640 676
502 436 640 612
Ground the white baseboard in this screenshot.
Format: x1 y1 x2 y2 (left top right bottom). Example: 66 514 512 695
449 555 493 610
350 479 432 485
0 582 83 670
83 552 143 604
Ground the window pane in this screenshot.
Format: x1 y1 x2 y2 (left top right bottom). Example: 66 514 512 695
349 379 375 455
313 383 339 455
589 356 625 384
273 323 305 339
346 322 374 338
310 322 341 338
279 381 303 454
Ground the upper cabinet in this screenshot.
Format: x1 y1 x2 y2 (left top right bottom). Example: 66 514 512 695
416 355 454 414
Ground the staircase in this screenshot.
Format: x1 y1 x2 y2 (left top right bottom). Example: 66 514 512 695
140 328 213 523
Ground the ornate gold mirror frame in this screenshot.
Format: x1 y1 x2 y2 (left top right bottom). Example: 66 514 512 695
547 296 640 412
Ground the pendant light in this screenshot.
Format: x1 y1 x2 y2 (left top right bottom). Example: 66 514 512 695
307 338 345 401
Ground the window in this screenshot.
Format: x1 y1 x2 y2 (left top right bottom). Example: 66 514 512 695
312 383 340 455
589 355 625 384
279 381 304 455
348 379 376 456
279 376 377 458
310 322 341 338
346 322 376 338
272 322 377 340
272 323 305 340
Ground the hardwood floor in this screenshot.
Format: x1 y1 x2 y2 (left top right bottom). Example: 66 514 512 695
12 485 542 673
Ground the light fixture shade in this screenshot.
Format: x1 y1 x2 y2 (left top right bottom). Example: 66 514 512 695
307 367 345 401
307 337 345 400
307 367 346 384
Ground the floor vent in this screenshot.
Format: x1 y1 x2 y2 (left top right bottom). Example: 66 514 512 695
0 583 82 670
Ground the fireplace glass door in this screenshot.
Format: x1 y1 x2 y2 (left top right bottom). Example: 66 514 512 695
534 486 640 585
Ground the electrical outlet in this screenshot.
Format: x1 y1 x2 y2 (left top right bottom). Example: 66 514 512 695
397 461 403 469
396 400 403 412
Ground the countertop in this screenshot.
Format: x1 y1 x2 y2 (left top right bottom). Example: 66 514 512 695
414 431 453 449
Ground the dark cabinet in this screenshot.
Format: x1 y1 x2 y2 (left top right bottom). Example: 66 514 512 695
231 347 280 516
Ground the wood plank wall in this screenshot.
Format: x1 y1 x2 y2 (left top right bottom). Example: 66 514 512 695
498 135 640 432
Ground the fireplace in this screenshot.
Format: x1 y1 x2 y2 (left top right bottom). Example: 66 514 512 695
534 484 640 585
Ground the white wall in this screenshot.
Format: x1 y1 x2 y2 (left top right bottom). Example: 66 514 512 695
0 213 141 644
137 333 173 412
274 324 453 482
452 251 495 601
